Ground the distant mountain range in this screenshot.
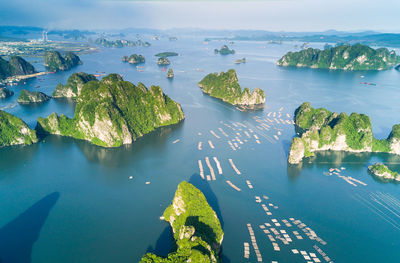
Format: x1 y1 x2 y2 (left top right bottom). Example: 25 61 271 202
1 26 400 47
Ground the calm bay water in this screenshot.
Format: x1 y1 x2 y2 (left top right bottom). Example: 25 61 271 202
1 37 400 263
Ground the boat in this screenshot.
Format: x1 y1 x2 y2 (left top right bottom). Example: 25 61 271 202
361 82 376 86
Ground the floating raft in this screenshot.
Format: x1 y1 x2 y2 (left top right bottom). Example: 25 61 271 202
227 141 236 151
218 127 229 137
226 180 241 191
210 130 220 139
198 160 204 179
208 140 215 149
213 157 223 174
205 157 216 180
348 176 367 186
229 158 241 175
246 223 262 262
244 242 250 259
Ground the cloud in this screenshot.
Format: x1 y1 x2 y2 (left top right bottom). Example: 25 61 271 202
0 0 399 32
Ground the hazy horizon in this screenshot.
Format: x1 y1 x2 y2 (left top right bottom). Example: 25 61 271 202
1 0 400 33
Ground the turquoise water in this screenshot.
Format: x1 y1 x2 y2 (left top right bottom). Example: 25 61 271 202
1 37 400 262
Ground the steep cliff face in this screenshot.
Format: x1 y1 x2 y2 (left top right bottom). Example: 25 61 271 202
277 44 400 70
37 74 184 147
0 110 38 146
8 56 36 75
0 56 36 80
198 69 265 108
18 89 51 104
52 72 97 98
288 102 400 164
0 87 14 99
140 181 224 263
44 51 82 72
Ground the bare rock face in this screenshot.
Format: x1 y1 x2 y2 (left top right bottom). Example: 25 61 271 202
0 87 14 99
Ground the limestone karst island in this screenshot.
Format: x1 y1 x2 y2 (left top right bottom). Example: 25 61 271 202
36 74 184 147
198 69 265 108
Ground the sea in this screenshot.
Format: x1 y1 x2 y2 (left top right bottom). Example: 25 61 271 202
1 35 400 263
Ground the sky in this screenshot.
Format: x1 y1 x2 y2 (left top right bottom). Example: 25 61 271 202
0 0 400 32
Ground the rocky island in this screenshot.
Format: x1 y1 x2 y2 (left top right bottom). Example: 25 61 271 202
214 45 235 55
155 52 178 58
157 57 170 66
166 68 174 79
288 102 400 164
0 110 38 147
198 69 265 108
95 38 151 48
140 181 223 263
0 56 36 80
122 54 145 64
277 44 400 70
37 74 184 147
234 58 246 64
52 72 97 99
44 51 82 72
18 89 51 104
368 163 400 182
0 87 14 99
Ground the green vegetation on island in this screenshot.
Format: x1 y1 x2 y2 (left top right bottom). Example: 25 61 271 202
52 72 97 99
167 68 174 79
0 110 38 147
368 163 400 182
155 52 178 58
214 45 235 55
288 102 400 164
37 74 184 147
140 181 223 263
18 89 51 104
277 44 400 70
0 87 14 99
157 57 171 66
95 38 151 48
122 54 145 64
44 51 82 72
0 56 36 80
198 69 265 108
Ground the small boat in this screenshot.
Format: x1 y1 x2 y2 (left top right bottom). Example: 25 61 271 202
361 82 376 86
